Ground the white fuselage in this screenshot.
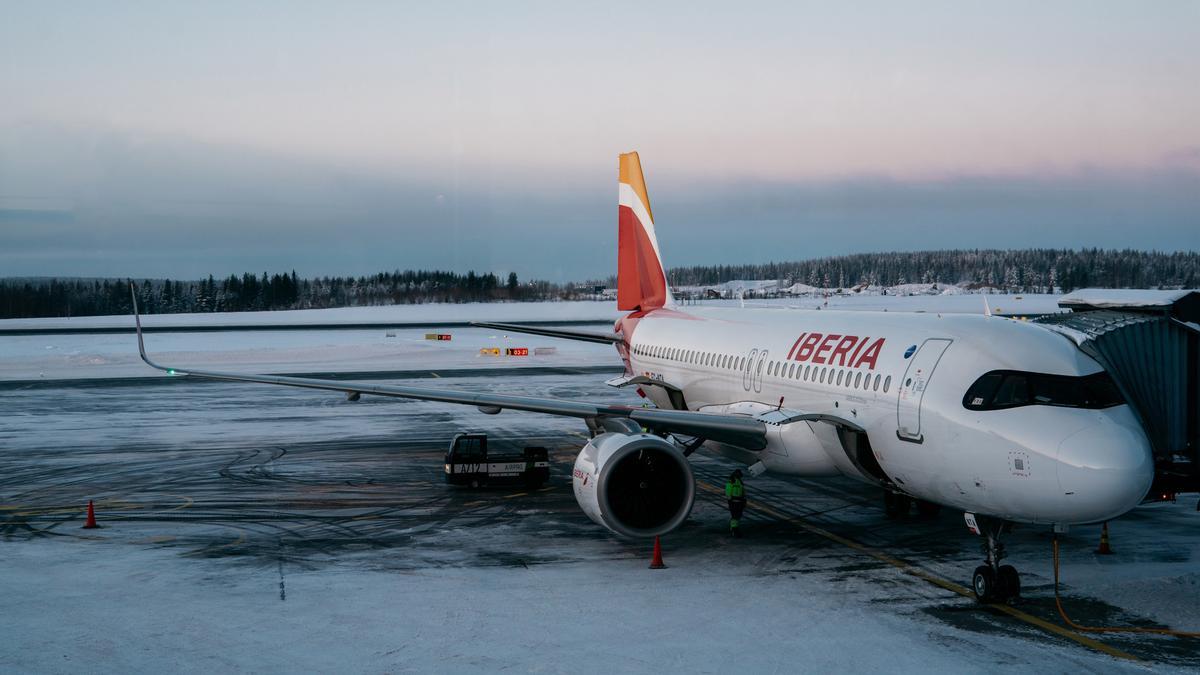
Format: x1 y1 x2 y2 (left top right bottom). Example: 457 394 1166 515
623 305 1154 526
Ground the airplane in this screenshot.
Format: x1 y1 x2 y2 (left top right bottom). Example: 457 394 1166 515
131 151 1154 604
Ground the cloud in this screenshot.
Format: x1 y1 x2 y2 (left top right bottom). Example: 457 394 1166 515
1 124 1198 281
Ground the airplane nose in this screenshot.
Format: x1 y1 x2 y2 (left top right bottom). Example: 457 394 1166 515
1056 421 1154 523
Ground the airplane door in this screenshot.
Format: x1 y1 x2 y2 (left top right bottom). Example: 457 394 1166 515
742 349 757 391
896 338 952 443
752 350 768 393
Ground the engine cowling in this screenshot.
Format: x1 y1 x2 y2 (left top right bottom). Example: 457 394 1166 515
573 432 695 538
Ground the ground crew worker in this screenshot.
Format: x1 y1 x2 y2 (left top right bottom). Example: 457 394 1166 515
726 469 746 537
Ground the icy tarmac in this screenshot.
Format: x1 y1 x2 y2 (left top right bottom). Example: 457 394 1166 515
1 311 1198 672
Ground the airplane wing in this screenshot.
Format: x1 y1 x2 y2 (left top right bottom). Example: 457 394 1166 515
131 289 766 450
470 321 622 345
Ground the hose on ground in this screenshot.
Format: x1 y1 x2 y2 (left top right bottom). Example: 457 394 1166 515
1052 535 1200 637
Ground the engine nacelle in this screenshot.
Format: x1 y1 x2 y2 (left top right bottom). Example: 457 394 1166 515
573 432 695 538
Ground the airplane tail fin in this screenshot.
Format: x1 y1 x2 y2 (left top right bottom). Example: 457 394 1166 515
618 152 673 311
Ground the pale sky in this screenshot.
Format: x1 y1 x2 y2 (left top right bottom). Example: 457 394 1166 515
2 1 1198 280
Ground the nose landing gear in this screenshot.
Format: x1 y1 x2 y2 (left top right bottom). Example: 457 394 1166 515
965 513 1021 604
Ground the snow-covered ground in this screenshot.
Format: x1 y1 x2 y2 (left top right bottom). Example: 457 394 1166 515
0 295 1066 382
0 292 1064 331
0 300 623 330
0 325 620 381
3 292 1196 672
8 531 1184 674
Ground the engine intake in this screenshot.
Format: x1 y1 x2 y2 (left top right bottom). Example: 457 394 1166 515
573 432 695 537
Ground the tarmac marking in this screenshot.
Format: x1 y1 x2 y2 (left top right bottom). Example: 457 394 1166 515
212 531 247 551
695 481 1137 662
502 492 529 499
168 495 194 511
430 372 441 378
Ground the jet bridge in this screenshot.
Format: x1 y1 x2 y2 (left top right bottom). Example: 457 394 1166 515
1034 289 1200 494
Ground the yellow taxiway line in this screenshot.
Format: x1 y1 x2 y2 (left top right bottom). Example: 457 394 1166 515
696 481 1137 661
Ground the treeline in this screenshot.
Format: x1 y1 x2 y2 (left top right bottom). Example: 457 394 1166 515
0 270 572 319
664 249 1200 293
4 248 1198 319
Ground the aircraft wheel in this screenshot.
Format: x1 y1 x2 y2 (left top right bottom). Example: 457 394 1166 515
972 566 997 603
997 565 1020 601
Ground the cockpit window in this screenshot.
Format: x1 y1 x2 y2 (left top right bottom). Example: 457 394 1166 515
963 370 1123 410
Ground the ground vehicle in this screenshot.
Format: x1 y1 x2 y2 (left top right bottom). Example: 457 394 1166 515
443 433 550 489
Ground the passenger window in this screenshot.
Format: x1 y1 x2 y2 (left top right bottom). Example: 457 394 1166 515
873 374 880 391
855 372 862 388
836 370 844 386
804 365 811 380
883 376 891 392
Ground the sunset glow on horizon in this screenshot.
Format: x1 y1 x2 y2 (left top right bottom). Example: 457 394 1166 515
2 2 1198 279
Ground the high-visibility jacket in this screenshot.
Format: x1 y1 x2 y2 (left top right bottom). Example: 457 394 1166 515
726 478 745 500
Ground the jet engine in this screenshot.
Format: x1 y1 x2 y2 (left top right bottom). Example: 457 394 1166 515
573 431 695 538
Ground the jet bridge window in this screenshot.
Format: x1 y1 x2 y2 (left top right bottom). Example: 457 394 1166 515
962 370 1124 411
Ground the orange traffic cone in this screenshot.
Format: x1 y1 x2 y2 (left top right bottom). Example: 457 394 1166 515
82 500 99 529
649 536 666 569
1095 521 1112 555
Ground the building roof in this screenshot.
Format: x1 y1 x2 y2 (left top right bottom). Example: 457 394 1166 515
1058 288 1197 310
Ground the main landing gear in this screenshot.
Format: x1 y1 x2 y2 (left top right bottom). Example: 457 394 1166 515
965 513 1020 604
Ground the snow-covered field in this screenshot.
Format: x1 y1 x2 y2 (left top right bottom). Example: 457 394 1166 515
0 293 1065 331
0 325 620 381
0 295 1066 382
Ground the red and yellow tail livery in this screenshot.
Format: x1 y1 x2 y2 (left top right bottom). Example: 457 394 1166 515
618 152 673 312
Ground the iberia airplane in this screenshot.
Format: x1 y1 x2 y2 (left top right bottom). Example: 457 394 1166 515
132 152 1153 603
